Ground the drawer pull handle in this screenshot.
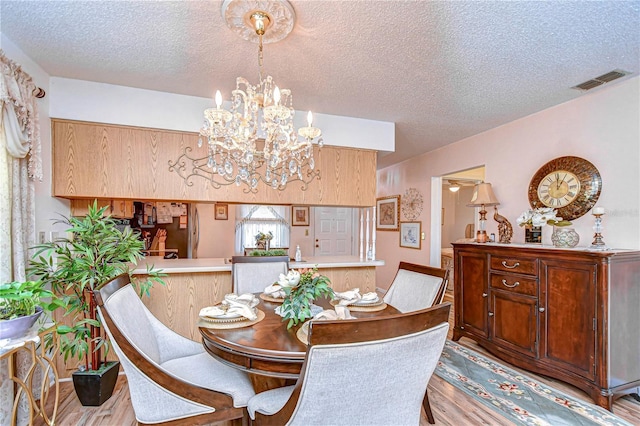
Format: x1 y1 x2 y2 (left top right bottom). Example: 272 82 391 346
488 312 494 317
539 307 545 313
502 279 520 288
482 293 488 298
501 261 520 269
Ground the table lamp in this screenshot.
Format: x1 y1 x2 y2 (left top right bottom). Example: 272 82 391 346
467 182 500 243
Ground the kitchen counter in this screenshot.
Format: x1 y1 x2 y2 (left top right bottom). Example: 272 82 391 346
133 256 384 274
132 256 385 341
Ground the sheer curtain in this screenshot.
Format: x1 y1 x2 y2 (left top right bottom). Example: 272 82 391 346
0 50 41 283
235 205 290 254
0 50 42 424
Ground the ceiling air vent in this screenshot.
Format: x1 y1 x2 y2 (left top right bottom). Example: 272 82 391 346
572 69 631 91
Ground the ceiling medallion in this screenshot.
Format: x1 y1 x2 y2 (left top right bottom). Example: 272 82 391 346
170 0 323 192
221 0 295 44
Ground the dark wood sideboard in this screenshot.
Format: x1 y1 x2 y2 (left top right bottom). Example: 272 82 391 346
452 242 640 410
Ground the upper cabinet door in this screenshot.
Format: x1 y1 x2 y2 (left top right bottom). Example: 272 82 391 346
52 120 377 206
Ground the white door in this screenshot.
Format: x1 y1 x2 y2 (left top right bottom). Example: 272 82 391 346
314 207 353 256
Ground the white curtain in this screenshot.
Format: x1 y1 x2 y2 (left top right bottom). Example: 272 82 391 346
0 50 41 283
0 50 42 424
234 205 290 254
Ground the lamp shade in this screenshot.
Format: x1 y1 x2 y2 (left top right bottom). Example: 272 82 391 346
467 183 500 207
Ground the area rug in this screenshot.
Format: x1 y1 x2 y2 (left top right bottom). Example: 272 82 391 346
435 340 633 426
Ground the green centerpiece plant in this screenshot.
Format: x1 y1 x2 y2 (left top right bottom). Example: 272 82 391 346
278 267 333 329
28 200 164 406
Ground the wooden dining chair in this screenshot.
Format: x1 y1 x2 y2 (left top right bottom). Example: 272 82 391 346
383 261 449 313
231 255 289 294
94 274 255 425
246 303 451 425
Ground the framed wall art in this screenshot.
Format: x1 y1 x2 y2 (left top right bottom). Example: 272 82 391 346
214 203 228 220
376 195 400 231
292 206 310 226
399 221 421 249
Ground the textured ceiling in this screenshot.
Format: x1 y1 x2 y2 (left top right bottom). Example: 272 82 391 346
1 1 639 169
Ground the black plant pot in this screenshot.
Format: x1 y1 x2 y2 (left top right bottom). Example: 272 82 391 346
72 361 120 406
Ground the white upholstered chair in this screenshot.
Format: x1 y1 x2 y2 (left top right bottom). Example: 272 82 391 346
231 255 289 294
383 261 449 313
94 274 255 425
247 303 451 425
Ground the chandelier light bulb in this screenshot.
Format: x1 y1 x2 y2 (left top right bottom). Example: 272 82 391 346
273 86 281 105
307 111 313 127
215 90 223 109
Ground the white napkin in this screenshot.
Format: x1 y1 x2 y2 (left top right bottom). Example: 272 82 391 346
224 293 259 308
333 288 379 306
264 283 287 299
313 305 354 320
200 293 259 320
299 306 355 343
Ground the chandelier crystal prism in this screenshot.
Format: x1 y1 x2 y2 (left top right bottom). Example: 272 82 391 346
198 2 322 191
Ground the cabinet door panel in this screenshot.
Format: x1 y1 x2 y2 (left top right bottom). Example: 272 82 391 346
457 251 488 338
491 290 538 357
540 260 596 381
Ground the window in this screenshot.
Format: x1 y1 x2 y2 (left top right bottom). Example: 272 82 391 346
235 205 290 253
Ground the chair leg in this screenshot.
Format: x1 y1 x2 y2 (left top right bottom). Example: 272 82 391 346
423 390 435 424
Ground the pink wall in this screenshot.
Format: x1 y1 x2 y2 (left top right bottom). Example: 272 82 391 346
376 76 640 288
196 204 316 259
194 203 237 258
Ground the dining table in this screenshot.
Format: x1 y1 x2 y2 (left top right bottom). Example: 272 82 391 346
199 293 400 392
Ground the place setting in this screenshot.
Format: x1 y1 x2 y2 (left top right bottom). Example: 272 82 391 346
296 305 354 345
330 288 387 312
260 282 286 303
259 269 301 303
198 293 264 329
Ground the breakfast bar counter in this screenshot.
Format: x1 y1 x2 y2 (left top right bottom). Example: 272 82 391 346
132 256 384 274
132 256 385 341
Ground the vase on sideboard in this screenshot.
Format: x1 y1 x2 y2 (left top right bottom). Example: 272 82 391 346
551 226 580 248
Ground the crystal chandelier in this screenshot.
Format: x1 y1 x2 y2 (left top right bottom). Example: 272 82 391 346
198 1 323 191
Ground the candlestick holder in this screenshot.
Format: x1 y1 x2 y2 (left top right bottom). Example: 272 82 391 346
590 213 607 249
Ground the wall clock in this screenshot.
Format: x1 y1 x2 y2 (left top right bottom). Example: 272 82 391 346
401 187 423 220
527 156 602 221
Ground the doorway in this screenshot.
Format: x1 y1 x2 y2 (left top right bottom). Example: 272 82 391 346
429 166 485 266
313 207 354 256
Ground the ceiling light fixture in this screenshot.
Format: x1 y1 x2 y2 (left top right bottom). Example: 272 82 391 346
448 181 461 192
197 0 322 191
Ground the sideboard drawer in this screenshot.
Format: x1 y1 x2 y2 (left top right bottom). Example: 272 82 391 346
490 274 538 296
490 256 538 276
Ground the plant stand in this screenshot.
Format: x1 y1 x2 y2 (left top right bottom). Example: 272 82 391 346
72 361 120 406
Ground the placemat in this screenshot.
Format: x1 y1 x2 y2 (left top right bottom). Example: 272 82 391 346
296 322 310 345
259 293 285 303
198 309 265 330
330 299 388 312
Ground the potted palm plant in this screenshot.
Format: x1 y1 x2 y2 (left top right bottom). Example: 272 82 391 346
28 201 164 406
0 279 54 340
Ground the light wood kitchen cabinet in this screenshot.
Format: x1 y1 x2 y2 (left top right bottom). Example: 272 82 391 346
52 119 377 206
453 242 640 410
69 198 134 218
70 198 111 217
111 199 134 218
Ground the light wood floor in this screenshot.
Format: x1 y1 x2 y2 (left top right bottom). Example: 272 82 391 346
36 291 640 426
